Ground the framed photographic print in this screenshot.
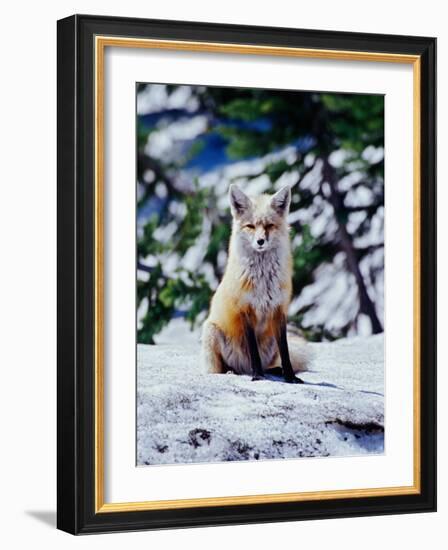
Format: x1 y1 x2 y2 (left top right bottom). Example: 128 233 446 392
57 14 436 534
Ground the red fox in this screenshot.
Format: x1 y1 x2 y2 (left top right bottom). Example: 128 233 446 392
201 185 308 383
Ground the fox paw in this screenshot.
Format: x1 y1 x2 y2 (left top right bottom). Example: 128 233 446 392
251 374 267 382
285 375 304 384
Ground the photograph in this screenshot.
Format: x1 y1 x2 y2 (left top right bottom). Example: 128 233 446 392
55 13 436 534
136 83 385 466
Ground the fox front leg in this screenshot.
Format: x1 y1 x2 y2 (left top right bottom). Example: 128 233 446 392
276 315 304 384
245 323 266 381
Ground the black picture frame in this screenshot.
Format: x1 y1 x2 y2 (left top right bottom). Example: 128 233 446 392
57 14 436 534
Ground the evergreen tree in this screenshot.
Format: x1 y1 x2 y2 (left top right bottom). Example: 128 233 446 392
137 84 384 343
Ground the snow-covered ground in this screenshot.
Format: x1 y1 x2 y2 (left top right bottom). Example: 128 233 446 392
137 334 384 466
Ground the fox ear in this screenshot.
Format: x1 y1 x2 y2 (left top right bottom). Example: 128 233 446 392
271 186 291 216
229 185 251 217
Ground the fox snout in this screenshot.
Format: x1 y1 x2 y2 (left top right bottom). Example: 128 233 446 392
254 227 268 251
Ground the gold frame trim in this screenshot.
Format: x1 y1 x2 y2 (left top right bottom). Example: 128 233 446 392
94 35 422 514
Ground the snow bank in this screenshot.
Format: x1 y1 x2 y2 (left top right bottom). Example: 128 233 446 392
137 335 384 466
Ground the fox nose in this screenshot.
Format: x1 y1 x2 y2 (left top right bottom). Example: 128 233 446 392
257 238 265 246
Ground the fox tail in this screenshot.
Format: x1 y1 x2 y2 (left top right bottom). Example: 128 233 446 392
287 334 311 373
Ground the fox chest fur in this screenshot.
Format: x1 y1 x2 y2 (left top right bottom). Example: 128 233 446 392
238 247 291 320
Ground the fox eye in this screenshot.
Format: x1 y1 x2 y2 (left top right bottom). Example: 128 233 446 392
245 224 255 230
265 224 275 230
